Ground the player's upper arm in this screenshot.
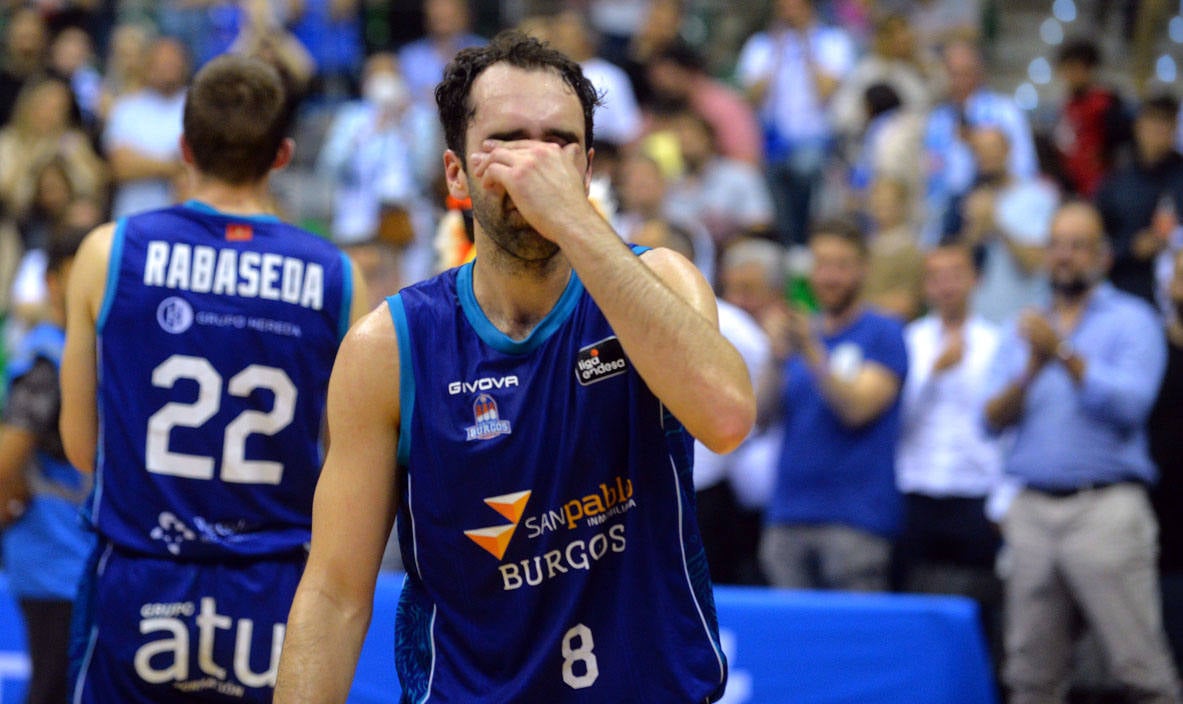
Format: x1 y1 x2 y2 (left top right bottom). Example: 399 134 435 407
60 223 115 473
303 303 402 601
638 247 720 328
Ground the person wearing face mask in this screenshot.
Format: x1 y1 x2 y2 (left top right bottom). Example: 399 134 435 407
943 126 1061 325
984 201 1181 704
316 52 442 285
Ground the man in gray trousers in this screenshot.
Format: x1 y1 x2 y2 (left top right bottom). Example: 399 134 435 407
985 200 1180 703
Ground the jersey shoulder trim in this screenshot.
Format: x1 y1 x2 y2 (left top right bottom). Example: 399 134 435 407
387 293 415 468
336 251 354 341
95 218 128 333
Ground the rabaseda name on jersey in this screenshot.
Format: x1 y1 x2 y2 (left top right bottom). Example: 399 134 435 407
142 240 325 311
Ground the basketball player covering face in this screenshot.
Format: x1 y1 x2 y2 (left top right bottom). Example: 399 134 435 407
274 31 756 703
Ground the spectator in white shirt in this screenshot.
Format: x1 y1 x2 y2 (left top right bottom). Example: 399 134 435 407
103 37 189 219
316 53 441 282
735 0 855 246
896 242 1005 657
829 12 941 142
663 109 775 248
613 148 716 283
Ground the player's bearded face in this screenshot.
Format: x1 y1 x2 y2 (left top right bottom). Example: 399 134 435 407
470 182 560 263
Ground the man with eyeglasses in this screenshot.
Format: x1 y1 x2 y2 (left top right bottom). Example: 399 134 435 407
985 200 1180 704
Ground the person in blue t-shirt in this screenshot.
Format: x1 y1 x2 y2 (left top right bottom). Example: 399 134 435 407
758 218 908 591
0 226 93 704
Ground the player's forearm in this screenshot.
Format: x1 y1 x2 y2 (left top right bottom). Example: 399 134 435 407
562 225 756 452
274 585 371 704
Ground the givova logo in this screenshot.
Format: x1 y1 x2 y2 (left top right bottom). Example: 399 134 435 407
463 490 532 560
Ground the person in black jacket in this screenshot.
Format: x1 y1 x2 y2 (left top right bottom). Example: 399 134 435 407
1094 94 1183 307
1150 247 1183 675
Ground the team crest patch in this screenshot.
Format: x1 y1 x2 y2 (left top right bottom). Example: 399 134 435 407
575 336 628 386
465 393 512 441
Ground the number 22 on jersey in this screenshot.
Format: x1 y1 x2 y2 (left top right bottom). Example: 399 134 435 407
146 354 296 484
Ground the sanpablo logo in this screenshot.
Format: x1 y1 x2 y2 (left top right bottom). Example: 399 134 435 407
467 482 637 591
463 490 532 559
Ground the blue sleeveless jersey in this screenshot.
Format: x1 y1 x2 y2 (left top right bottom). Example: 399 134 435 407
89 201 352 560
390 258 726 703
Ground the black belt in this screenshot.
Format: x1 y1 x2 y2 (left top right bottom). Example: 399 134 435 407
1026 481 1138 498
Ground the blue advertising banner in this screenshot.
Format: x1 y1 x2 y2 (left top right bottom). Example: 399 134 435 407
0 572 997 703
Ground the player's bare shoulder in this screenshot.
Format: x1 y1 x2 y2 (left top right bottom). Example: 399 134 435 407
76 221 117 266
61 221 119 326
342 301 399 367
638 246 719 327
75 222 118 281
329 300 401 424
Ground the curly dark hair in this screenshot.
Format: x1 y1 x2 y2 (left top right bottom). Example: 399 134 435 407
434 29 602 160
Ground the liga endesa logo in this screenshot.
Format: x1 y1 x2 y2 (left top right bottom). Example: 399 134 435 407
463 490 532 560
574 336 628 386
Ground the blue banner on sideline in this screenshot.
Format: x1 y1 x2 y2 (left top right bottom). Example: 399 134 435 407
0 572 997 703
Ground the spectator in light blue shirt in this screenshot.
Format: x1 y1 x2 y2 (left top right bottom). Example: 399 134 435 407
984 201 1180 704
922 39 1037 247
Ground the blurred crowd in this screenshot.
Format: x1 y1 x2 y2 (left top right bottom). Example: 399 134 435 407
1 0 1183 700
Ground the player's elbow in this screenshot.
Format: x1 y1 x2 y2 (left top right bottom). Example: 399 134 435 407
62 443 94 474
59 418 95 473
698 395 757 455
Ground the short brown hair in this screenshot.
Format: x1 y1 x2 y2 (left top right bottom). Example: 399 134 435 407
809 217 868 258
925 241 978 273
182 54 290 184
